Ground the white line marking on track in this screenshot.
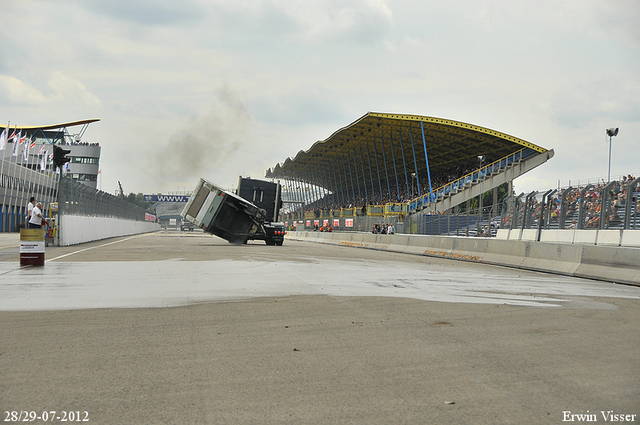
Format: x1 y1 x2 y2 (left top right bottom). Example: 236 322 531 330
47 233 153 262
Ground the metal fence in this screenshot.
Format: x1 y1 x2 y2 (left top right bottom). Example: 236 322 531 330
501 177 640 233
58 177 148 220
392 177 640 237
403 205 500 237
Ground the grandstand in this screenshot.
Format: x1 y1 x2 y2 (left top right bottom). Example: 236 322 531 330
267 112 554 231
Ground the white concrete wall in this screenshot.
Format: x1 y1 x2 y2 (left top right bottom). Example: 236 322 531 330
58 215 160 246
287 231 640 287
621 231 640 247
496 228 640 247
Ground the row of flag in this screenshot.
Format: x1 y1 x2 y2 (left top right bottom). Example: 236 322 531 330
0 126 58 171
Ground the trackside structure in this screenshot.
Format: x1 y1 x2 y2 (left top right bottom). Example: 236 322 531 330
267 112 553 232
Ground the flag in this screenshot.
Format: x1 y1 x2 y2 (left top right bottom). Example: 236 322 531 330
40 150 47 171
12 131 21 156
38 145 46 155
24 136 34 161
8 128 17 142
0 127 6 150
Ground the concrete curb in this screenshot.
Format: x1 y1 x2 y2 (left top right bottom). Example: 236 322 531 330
287 231 640 287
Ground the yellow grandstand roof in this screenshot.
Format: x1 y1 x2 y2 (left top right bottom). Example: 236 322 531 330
1 119 100 131
266 112 548 183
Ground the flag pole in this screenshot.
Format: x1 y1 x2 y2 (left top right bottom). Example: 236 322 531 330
16 130 28 225
0 122 8 230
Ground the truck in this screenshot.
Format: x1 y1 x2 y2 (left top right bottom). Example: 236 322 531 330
181 177 285 245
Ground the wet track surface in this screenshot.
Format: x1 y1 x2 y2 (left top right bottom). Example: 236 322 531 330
1 230 638 311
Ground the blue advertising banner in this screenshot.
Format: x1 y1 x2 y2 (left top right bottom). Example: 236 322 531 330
144 195 190 202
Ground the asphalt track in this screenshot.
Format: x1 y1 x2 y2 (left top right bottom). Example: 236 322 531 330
1 230 639 424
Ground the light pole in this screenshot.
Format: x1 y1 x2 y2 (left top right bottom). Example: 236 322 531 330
606 127 618 183
477 155 485 236
411 172 416 200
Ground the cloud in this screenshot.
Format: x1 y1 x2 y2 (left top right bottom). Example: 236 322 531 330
548 75 640 128
65 0 207 26
294 0 394 45
252 85 349 125
0 76 48 106
208 0 393 47
48 72 102 108
0 73 101 109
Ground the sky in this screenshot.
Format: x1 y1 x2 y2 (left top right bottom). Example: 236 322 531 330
1 0 639 197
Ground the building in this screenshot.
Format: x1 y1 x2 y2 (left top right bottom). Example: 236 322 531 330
1 119 101 190
61 142 101 189
0 119 100 232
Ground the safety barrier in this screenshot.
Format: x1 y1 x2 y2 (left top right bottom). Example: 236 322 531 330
384 203 407 217
58 215 159 246
56 177 160 246
367 205 385 216
287 230 640 287
340 207 357 217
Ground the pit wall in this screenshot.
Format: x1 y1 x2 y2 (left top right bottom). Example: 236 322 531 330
286 230 640 287
58 215 160 246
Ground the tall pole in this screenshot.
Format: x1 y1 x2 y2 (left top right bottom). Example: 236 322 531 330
0 122 10 230
608 135 612 183
477 155 485 236
420 121 433 202
408 125 421 197
398 130 410 199
606 127 618 183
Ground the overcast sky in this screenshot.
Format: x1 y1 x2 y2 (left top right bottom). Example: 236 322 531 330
1 0 639 196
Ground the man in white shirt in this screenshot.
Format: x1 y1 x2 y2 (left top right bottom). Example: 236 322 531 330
26 197 36 222
29 202 48 229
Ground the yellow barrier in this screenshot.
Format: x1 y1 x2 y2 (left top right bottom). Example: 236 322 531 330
367 206 385 217
341 207 357 217
384 203 407 217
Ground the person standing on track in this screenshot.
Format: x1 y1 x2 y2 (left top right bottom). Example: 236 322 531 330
26 197 36 223
29 202 49 229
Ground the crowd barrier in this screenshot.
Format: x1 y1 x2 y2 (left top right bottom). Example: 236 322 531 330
286 230 640 287
58 215 160 246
